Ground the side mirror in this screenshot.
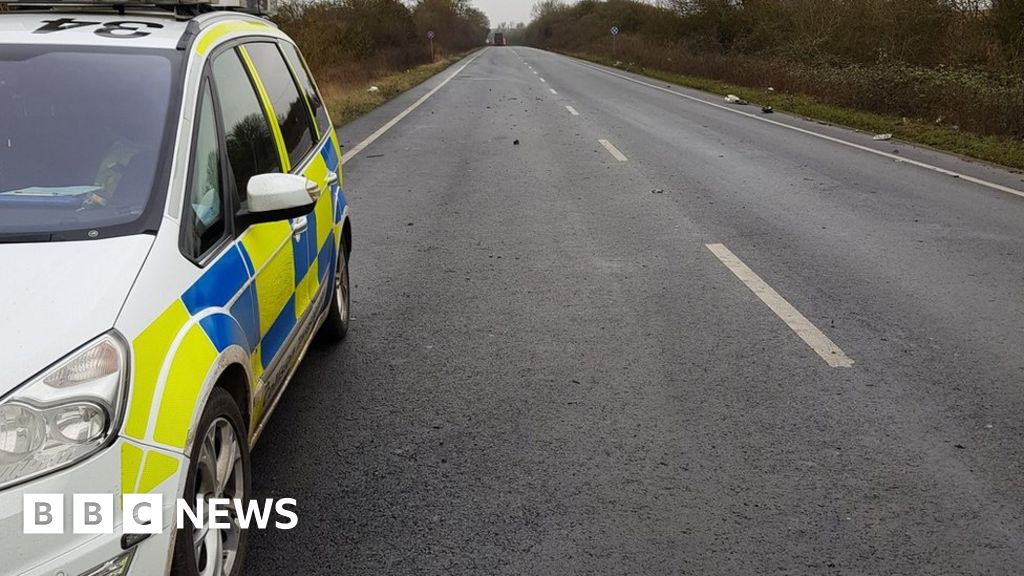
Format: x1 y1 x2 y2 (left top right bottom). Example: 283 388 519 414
243 173 319 224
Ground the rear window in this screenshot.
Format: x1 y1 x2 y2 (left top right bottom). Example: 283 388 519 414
244 42 316 168
279 42 331 138
0 46 181 241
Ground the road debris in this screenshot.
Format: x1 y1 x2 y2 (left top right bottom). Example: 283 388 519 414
762 106 774 114
873 133 893 141
725 94 748 104
513 139 520 146
651 189 665 194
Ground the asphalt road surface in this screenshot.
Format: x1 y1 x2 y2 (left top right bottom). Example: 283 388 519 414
248 47 1024 575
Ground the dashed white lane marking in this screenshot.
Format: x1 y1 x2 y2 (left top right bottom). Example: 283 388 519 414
540 77 547 83
533 70 538 75
706 243 855 368
566 105 580 116
550 88 558 95
342 51 484 164
574 60 1024 201
599 139 628 162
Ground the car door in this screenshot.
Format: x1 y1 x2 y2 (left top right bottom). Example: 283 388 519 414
209 45 298 403
240 41 326 320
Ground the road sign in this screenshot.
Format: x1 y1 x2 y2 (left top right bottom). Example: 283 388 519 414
427 30 435 39
610 26 619 36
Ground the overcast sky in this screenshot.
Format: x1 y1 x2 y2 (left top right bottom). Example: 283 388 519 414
473 0 534 26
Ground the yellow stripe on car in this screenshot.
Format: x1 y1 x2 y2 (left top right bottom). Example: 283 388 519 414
314 191 334 254
126 300 190 440
137 451 180 494
121 443 144 497
195 20 271 55
241 223 296 336
153 323 219 448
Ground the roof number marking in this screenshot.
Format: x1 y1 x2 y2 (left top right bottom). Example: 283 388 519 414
34 18 163 39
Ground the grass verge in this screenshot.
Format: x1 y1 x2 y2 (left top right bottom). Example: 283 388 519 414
570 52 1024 172
321 53 471 126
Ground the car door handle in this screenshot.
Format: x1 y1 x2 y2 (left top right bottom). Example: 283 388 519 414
326 171 339 186
291 216 308 239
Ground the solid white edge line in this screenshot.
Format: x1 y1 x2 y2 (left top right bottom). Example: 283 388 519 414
599 139 628 162
566 105 580 116
574 60 1024 200
341 50 485 165
706 243 854 368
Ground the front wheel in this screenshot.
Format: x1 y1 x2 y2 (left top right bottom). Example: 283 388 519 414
318 236 350 342
171 388 251 576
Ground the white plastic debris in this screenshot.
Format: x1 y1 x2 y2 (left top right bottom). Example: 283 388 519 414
725 94 741 103
873 133 893 141
367 86 380 93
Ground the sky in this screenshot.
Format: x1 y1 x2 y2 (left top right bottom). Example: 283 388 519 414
473 0 534 27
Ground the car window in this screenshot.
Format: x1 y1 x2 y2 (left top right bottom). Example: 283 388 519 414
0 47 180 241
182 83 226 260
279 42 331 139
244 42 317 168
211 48 281 210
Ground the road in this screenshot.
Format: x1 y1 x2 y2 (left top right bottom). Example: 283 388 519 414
248 47 1024 575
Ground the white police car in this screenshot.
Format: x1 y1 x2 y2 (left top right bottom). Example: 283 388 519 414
0 1 351 574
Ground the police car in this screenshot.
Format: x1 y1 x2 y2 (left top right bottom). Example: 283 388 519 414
0 0 351 574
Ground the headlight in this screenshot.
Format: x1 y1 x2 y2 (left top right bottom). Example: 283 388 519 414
0 333 128 489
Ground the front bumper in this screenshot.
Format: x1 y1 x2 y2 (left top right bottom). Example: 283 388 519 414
0 437 185 576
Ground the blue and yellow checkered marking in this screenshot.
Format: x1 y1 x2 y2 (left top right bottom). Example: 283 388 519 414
121 40 348 498
125 137 346 456
181 246 248 314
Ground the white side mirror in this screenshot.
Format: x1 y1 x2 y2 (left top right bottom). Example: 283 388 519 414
247 173 319 215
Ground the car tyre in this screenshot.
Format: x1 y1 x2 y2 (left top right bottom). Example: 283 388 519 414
171 388 251 576
318 236 350 342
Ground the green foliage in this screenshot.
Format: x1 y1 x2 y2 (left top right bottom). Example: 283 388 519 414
413 0 491 52
992 0 1024 62
274 0 488 75
273 0 487 125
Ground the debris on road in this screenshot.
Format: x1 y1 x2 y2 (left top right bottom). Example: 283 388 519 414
513 139 520 146
651 189 665 194
874 133 893 141
762 106 774 114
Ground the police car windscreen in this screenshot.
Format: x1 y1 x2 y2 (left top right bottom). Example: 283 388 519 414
0 46 179 238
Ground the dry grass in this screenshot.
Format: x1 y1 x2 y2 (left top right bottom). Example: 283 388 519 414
572 51 1024 171
524 0 1024 169
319 53 469 126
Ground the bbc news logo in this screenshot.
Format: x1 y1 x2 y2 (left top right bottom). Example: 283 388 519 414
23 494 298 534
